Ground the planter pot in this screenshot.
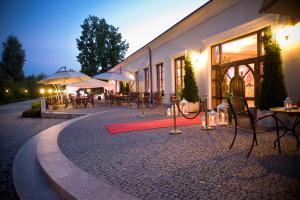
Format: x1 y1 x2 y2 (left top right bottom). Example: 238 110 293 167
188 102 199 113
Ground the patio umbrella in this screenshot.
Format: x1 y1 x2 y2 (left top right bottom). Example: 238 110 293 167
66 79 114 90
93 72 133 81
259 0 300 18
38 67 91 85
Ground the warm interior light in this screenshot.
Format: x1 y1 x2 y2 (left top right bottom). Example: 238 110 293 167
48 89 53 94
275 22 300 49
40 88 45 94
87 89 91 93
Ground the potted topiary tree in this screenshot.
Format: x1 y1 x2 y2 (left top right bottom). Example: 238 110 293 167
257 27 287 127
182 56 199 112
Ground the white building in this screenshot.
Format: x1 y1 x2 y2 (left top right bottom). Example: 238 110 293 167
110 0 300 108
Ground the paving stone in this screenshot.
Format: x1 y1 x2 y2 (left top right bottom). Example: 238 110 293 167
58 108 300 200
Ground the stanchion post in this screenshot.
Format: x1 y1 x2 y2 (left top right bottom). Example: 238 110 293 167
202 94 214 130
170 94 181 134
140 93 145 117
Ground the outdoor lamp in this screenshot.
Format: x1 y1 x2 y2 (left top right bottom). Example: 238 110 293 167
217 101 228 125
24 89 28 93
87 89 91 93
208 109 218 127
5 89 9 93
284 97 292 110
180 98 189 115
40 88 45 95
48 89 53 94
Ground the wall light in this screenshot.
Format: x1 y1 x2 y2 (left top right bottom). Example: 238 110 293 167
275 22 300 49
190 51 201 69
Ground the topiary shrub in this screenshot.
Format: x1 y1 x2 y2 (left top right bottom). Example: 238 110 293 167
257 27 287 110
22 101 41 118
182 56 199 103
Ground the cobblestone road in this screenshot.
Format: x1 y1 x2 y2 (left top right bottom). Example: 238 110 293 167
0 100 65 200
59 108 300 200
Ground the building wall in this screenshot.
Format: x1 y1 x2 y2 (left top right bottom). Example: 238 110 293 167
120 0 300 104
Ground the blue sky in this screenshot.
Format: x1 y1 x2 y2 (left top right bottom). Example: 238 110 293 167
0 0 208 75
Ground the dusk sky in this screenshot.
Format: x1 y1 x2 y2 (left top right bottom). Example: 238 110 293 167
0 0 208 76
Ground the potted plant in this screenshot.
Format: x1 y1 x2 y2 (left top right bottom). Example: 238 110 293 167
257 27 287 127
182 56 199 112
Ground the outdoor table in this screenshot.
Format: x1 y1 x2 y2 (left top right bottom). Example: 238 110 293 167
75 96 88 108
270 107 300 154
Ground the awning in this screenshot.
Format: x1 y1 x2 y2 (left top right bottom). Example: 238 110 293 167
259 0 300 18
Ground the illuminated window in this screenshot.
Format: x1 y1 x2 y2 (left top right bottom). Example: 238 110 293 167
156 63 164 93
174 56 185 91
144 68 149 92
135 71 139 92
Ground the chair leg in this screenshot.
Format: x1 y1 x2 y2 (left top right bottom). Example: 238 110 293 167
247 131 257 158
229 123 237 149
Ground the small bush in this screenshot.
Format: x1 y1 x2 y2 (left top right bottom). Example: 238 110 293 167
22 108 41 118
31 101 41 109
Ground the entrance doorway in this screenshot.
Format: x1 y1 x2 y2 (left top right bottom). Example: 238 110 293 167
211 30 264 108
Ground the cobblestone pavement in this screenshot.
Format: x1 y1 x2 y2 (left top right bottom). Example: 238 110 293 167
58 108 300 200
0 100 65 200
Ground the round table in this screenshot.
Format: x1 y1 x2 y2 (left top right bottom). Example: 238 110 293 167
270 107 300 154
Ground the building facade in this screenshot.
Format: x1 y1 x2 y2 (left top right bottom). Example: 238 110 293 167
111 0 300 107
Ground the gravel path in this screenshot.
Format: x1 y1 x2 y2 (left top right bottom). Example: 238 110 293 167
59 108 300 200
0 100 65 200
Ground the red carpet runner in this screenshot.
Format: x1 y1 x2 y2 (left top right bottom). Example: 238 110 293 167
106 115 201 134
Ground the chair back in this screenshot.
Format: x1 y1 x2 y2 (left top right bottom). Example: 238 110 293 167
227 96 255 130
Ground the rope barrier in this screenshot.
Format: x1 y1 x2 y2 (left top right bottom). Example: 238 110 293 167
175 98 203 119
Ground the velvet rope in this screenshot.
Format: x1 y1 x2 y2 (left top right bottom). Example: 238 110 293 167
175 98 203 119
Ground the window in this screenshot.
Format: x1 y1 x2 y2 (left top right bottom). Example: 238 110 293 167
135 71 139 92
212 33 258 65
144 68 149 92
174 56 185 91
156 63 164 93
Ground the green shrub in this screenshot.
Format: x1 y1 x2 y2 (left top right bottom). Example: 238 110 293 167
22 108 41 118
257 27 287 110
31 101 41 110
182 56 199 103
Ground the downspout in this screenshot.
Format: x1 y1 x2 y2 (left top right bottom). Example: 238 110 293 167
148 47 153 103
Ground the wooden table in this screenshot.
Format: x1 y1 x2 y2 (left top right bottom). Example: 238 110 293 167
270 107 300 154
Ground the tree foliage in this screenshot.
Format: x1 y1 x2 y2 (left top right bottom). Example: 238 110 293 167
257 27 287 110
182 56 199 103
76 15 129 76
0 35 46 104
1 35 25 82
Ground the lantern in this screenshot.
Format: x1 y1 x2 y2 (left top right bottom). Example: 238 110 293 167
217 101 228 125
208 109 218 126
180 98 189 115
284 97 292 110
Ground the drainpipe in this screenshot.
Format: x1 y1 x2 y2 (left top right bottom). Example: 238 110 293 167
148 47 153 103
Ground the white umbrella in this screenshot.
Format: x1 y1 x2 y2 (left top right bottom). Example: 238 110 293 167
66 79 114 90
93 72 133 81
38 67 91 85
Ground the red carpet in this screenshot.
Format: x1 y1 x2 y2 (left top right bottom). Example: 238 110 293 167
106 115 201 134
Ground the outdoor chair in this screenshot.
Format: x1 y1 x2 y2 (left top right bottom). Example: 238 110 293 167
226 96 284 157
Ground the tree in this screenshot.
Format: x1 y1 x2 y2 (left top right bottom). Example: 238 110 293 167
257 27 287 110
76 15 129 76
1 35 25 82
182 56 199 103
